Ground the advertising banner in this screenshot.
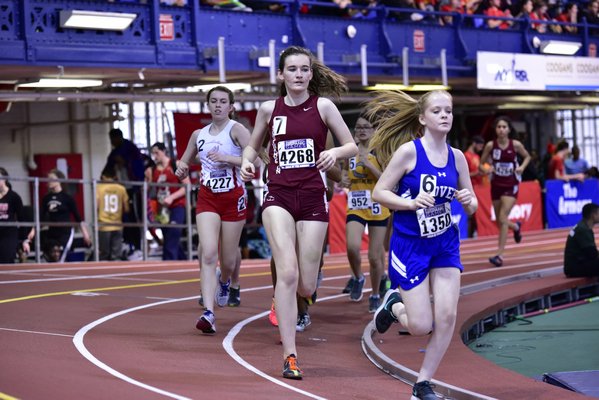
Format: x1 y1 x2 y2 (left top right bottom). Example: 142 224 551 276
545 179 599 228
474 181 543 236
477 51 599 91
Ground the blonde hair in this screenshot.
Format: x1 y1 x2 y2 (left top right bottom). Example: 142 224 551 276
365 90 452 168
278 46 348 98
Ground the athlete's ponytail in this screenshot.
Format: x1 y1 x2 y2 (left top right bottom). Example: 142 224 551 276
365 89 451 168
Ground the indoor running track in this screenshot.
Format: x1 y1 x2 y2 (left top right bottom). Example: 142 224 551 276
0 228 575 400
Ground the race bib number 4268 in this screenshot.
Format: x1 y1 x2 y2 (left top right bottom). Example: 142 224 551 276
277 138 315 169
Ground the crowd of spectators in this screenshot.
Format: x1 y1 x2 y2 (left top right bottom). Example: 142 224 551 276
155 0 599 34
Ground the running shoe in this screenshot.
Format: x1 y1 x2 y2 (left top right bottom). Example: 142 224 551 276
296 313 311 332
350 275 365 302
196 310 216 334
215 268 230 307
268 298 278 327
489 255 503 267
342 277 355 294
228 286 241 307
412 380 437 400
374 289 402 334
282 354 303 380
379 274 391 297
514 221 522 244
368 295 381 313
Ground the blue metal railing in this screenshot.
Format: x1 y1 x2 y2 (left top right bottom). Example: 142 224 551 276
0 0 597 80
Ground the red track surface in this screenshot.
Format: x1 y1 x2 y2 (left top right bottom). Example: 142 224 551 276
0 227 593 399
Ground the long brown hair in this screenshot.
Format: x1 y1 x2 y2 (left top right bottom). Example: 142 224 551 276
364 90 452 168
278 46 347 98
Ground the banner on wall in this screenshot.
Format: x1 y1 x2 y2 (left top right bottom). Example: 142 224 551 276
477 51 599 91
474 181 543 236
545 179 599 228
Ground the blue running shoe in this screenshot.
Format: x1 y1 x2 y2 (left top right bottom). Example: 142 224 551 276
215 268 230 307
350 275 365 302
196 310 216 334
374 289 402 333
412 380 437 400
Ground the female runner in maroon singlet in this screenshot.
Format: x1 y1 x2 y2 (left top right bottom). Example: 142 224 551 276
240 46 357 380
479 116 530 267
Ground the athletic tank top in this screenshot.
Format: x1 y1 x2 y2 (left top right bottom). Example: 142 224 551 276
195 119 243 193
491 139 519 187
393 139 459 237
152 161 185 209
267 95 328 191
346 152 390 221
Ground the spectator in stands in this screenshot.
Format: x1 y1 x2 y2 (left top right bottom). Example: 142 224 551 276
464 135 485 237
39 169 91 263
581 0 599 34
240 46 357 380
464 135 486 187
485 0 514 29
97 166 129 261
531 0 561 32
150 142 190 261
0 167 34 263
202 0 252 11
439 0 466 25
564 203 599 277
349 0 379 19
383 0 424 21
564 145 589 175
521 149 542 181
556 2 578 33
480 116 531 267
586 166 599 178
547 140 585 182
512 0 534 27
106 128 145 257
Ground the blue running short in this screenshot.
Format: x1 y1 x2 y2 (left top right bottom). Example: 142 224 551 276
388 225 463 291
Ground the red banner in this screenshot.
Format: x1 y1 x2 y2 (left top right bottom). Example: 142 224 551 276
474 180 543 236
328 192 369 254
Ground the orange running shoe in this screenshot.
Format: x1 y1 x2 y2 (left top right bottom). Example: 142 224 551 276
268 298 278 327
282 354 303 380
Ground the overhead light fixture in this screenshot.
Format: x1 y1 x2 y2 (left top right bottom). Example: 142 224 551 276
540 40 582 56
189 83 252 92
59 10 137 31
366 84 450 91
18 79 103 88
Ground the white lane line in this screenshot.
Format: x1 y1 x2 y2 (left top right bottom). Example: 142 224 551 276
72 284 273 400
73 295 197 400
0 327 73 338
222 293 349 400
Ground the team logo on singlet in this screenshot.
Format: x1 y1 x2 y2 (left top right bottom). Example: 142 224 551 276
492 149 502 160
